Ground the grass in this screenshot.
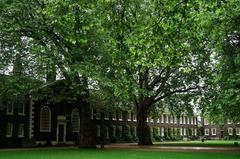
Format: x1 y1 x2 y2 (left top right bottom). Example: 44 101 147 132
154 140 240 147
0 149 240 159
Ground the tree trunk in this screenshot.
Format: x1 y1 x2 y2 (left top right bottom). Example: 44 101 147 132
78 77 96 148
136 105 153 145
79 98 96 148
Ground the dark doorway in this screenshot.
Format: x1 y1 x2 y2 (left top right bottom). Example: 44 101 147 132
58 124 64 143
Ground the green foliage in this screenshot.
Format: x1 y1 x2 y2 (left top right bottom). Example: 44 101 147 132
202 1 240 124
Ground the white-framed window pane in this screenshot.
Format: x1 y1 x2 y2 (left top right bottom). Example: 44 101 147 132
118 112 123 121
40 106 51 132
127 113 131 121
228 128 233 135
236 128 240 135
71 109 80 132
18 124 24 137
104 112 109 120
211 128 216 135
112 111 116 120
205 128 209 136
132 113 136 121
112 125 116 137
6 103 14 115
6 123 13 137
18 103 25 115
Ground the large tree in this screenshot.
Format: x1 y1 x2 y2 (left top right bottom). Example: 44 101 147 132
0 0 104 148
95 0 213 145
203 1 240 124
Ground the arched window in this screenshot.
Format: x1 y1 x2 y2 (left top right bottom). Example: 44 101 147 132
40 106 51 132
71 109 80 132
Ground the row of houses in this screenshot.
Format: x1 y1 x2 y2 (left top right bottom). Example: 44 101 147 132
1 79 240 148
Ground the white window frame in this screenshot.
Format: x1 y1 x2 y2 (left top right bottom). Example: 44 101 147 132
71 108 80 132
18 124 24 138
40 106 51 132
104 112 109 120
118 112 123 121
228 128 233 135
6 103 14 115
161 127 164 137
174 116 177 124
180 128 183 136
211 128 216 136
132 113 136 121
127 112 131 121
119 126 122 138
205 128 209 136
236 128 240 135
227 119 232 124
18 103 25 115
165 115 169 123
112 125 116 137
183 128 187 136
112 111 116 120
161 114 164 123
170 115 173 123
96 110 101 120
180 117 182 124
204 119 209 125
106 127 109 139
6 123 13 138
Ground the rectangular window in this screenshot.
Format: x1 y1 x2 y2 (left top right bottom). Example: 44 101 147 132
18 124 24 137
228 128 233 135
161 114 164 123
161 127 164 137
183 116 186 124
104 112 109 120
106 127 109 139
174 116 177 124
90 108 94 119
18 103 25 115
211 128 216 136
97 125 101 137
96 110 101 120
150 118 154 123
132 113 136 121
119 126 122 138
127 113 131 121
180 128 183 136
6 123 13 137
133 126 137 137
157 118 160 123
204 119 209 125
112 125 116 137
227 119 232 124
165 115 169 123
6 103 14 115
170 116 173 123
112 111 116 120
118 112 123 121
205 128 209 136
236 128 240 135
183 128 187 136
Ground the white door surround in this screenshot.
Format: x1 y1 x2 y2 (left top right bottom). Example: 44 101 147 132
56 115 67 143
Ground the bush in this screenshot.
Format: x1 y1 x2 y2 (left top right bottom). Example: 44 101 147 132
124 135 134 142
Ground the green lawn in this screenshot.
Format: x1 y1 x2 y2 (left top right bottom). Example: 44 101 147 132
0 149 240 159
154 140 240 147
